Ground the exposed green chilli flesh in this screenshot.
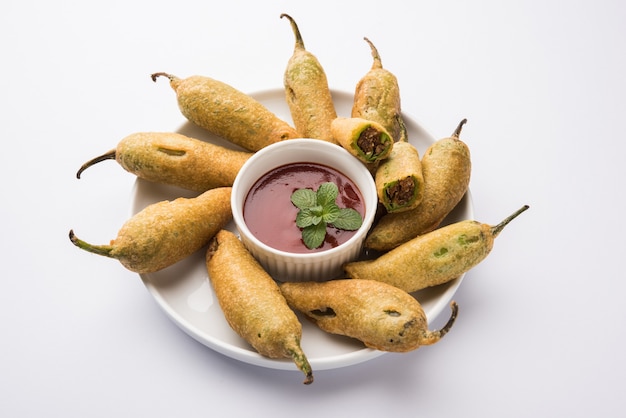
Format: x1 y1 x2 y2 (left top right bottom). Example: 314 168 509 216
351 37 407 143
364 119 472 251
458 233 480 246
157 147 186 156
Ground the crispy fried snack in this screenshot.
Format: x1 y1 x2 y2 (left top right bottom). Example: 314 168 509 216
280 279 458 352
374 141 424 213
347 206 529 292
330 117 393 164
352 37 407 143
206 230 314 385
365 119 472 251
281 13 337 142
69 187 232 273
76 132 252 193
151 72 299 151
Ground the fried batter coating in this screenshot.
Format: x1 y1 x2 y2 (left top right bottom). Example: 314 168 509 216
347 206 529 292
69 187 232 273
77 132 252 192
374 141 424 213
152 72 299 151
365 119 471 251
206 230 313 384
330 117 393 164
352 37 407 143
280 279 458 352
281 13 337 142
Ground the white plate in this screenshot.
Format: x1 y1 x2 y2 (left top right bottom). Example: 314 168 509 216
131 88 474 371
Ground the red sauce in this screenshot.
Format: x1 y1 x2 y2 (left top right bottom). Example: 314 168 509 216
243 162 365 253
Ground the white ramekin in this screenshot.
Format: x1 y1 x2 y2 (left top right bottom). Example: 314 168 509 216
231 138 378 282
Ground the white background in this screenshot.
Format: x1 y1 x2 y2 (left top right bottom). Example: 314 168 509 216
2 0 624 416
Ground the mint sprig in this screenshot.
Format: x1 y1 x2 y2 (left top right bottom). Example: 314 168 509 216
291 182 363 249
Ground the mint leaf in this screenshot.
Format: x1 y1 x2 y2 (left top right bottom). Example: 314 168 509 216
291 188 317 209
302 222 327 249
331 208 363 231
316 182 338 206
291 181 364 250
295 209 314 228
321 202 341 224
296 207 323 228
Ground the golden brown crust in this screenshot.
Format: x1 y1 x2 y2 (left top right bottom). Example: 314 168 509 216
374 141 424 213
330 117 393 163
282 14 337 142
346 220 493 293
279 279 453 352
206 230 313 383
112 187 232 273
365 136 471 251
154 73 299 151
116 132 251 192
351 38 407 143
